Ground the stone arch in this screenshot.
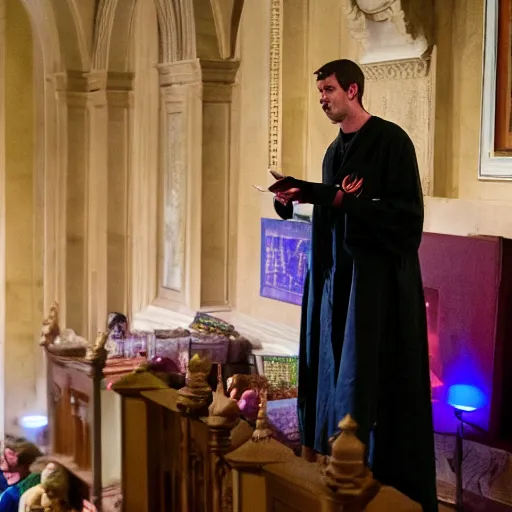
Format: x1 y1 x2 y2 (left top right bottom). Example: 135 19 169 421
0 0 89 437
94 0 181 71
22 0 89 73
14 0 88 314
194 0 244 59
93 0 245 70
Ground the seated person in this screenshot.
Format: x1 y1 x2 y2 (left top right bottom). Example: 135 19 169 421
0 437 41 512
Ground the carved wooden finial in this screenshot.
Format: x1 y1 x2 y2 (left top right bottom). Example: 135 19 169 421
252 390 273 441
323 414 380 507
177 354 213 415
84 331 109 366
216 364 225 395
208 366 240 430
39 301 60 347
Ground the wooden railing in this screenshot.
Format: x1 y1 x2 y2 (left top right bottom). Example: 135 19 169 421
113 355 423 512
40 302 108 510
112 356 252 512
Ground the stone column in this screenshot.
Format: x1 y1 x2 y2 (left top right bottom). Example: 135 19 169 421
199 59 239 308
56 71 108 340
154 59 239 312
0 0 5 439
105 72 134 316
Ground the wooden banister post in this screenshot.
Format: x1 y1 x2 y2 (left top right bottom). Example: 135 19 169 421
225 394 295 512
207 365 241 512
176 353 213 415
112 370 169 512
323 414 380 512
175 354 213 512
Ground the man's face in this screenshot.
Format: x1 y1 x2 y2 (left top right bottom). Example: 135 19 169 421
317 73 357 123
0 448 21 485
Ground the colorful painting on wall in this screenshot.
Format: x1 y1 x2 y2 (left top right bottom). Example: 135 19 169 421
260 218 311 306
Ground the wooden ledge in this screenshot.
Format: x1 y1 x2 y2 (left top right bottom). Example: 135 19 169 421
132 305 300 357
141 388 180 412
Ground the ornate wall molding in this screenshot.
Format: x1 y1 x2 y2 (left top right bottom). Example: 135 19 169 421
344 0 434 64
362 56 430 81
268 0 282 171
363 59 435 196
345 0 434 44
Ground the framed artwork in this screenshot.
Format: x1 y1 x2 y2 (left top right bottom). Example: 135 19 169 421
480 0 512 177
494 0 512 151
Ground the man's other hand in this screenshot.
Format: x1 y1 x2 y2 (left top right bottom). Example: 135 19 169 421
275 188 301 205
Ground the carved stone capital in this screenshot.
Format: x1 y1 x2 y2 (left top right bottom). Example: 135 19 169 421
157 60 202 87
106 71 134 91
46 70 132 94
157 59 239 88
66 70 108 92
200 59 240 84
107 90 134 108
362 55 430 81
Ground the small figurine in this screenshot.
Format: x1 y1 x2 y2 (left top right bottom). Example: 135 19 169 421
20 460 82 512
106 313 128 358
177 354 213 415
39 303 60 347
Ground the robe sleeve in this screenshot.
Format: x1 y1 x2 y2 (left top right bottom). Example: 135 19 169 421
339 132 424 254
273 197 294 220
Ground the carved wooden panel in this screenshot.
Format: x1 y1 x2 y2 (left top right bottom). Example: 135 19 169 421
46 353 102 508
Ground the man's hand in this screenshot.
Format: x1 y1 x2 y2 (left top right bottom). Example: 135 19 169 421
270 176 338 207
275 188 301 205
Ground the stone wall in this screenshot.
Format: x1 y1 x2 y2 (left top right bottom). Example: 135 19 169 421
232 0 512 329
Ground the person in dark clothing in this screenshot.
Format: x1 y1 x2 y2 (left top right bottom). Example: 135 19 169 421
270 59 438 512
0 437 42 512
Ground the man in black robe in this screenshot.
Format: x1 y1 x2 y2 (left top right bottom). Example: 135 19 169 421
271 59 438 512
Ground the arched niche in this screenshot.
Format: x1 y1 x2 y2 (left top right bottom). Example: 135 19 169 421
0 0 86 436
95 0 245 316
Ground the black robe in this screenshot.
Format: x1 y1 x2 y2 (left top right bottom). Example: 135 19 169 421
277 116 438 511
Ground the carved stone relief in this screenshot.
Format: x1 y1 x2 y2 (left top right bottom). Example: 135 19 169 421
344 0 434 64
162 111 186 292
343 0 436 195
268 0 282 171
362 57 434 195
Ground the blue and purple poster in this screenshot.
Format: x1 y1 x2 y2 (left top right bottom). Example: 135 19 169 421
260 219 312 306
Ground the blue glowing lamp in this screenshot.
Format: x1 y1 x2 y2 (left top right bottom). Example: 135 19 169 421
19 415 48 429
19 415 48 446
447 384 486 412
446 384 485 512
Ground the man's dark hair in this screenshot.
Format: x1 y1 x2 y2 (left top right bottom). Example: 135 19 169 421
3 436 42 467
314 59 365 104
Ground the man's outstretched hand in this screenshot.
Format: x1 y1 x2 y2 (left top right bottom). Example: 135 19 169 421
269 176 339 207
275 187 302 205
